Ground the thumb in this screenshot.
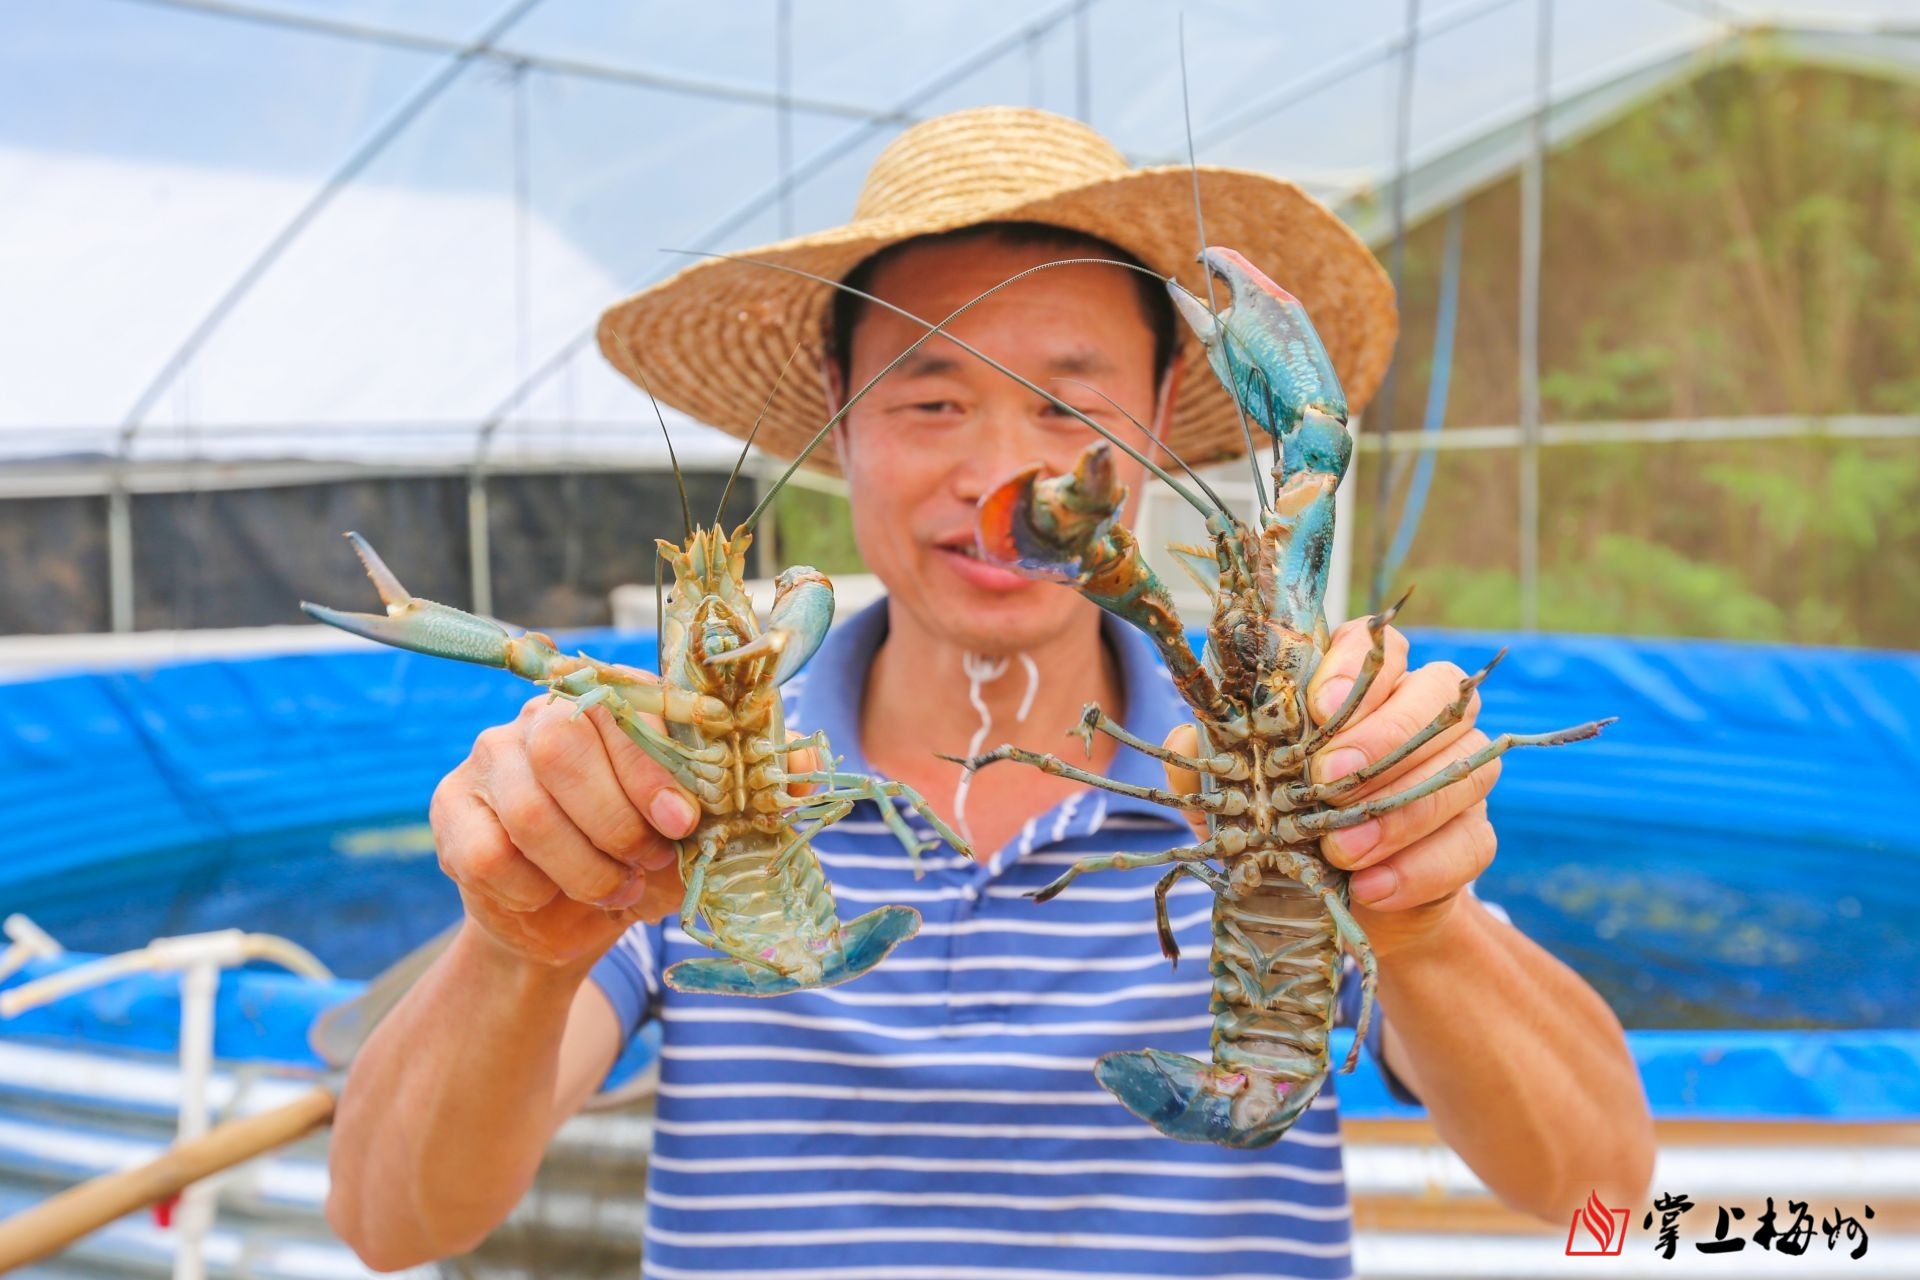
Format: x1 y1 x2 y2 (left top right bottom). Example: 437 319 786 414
1162 724 1210 842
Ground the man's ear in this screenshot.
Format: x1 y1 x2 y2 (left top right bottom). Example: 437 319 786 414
1151 346 1188 445
821 355 853 477
820 352 846 416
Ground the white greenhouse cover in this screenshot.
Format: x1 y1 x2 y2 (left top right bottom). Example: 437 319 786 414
2 0 1915 468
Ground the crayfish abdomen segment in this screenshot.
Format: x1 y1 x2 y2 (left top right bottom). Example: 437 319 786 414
1209 868 1343 1066
1096 852 1348 1149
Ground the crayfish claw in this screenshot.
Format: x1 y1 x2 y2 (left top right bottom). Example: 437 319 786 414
343 531 411 610
975 444 1127 583
304 533 570 678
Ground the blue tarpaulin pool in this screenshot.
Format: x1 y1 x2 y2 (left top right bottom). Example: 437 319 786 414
2 624 1916 1119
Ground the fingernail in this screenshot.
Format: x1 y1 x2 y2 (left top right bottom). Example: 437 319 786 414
1316 677 1354 720
1314 747 1367 784
649 791 698 839
1351 864 1396 905
1329 818 1382 867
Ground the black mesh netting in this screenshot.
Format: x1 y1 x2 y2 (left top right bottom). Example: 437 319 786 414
0 469 761 636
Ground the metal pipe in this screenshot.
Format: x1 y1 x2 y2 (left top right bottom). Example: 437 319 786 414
118 0 910 124
1517 0 1553 631
9 416 1914 503
468 471 493 618
777 0 794 238
0 917 62 985
107 484 135 633
171 960 219 1280
1074 0 1091 122
1368 0 1422 613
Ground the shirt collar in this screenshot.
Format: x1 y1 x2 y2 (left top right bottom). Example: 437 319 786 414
792 596 1190 835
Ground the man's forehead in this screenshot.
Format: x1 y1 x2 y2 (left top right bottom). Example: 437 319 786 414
891 343 1118 380
849 238 1156 372
864 233 1128 293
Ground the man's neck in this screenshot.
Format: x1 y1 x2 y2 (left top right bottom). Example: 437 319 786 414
860 601 1125 859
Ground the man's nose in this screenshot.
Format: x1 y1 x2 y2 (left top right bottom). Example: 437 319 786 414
951 408 1037 501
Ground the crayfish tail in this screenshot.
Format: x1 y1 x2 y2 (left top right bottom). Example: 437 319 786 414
663 955 816 998
664 906 921 998
1096 1049 1324 1149
831 905 922 981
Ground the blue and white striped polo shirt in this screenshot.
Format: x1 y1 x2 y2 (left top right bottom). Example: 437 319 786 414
591 598 1397 1280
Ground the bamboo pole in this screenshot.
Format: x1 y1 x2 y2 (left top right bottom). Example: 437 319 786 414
0 1087 337 1273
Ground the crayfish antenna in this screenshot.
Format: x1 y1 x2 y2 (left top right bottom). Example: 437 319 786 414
1178 14 1267 515
628 359 693 539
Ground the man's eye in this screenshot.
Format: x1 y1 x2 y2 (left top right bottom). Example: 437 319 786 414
913 400 960 414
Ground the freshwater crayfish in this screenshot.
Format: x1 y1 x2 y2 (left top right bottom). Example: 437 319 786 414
303 509 972 997
945 247 1614 1147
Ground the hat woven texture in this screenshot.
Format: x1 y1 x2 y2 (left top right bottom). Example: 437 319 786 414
597 107 1397 477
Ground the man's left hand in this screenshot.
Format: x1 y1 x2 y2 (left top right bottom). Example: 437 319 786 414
1164 618 1494 960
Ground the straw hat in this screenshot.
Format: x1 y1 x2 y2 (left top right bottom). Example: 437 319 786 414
597 107 1396 477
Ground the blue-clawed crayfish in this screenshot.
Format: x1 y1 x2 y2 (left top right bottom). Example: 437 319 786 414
943 248 1613 1147
302 467 972 997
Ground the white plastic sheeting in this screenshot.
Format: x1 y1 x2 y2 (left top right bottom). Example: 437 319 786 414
2 0 1916 467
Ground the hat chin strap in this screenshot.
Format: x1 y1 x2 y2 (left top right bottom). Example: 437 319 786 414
951 650 1040 849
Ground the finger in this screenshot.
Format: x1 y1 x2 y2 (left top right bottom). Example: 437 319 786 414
611 859 686 928
1163 723 1200 793
578 696 702 854
785 731 820 797
1311 659 1477 788
1321 729 1500 871
1307 618 1408 727
478 730 643 908
523 699 666 870
1348 802 1498 911
429 764 559 913
1161 724 1209 842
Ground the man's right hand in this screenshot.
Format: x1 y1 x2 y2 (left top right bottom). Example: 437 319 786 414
429 692 701 970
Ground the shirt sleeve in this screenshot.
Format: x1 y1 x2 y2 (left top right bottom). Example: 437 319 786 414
589 921 667 1046
1337 955 1422 1106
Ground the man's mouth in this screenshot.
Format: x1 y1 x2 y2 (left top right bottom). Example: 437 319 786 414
934 536 1032 592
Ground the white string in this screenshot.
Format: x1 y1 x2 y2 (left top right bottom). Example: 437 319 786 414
951 650 1040 847
1015 652 1040 720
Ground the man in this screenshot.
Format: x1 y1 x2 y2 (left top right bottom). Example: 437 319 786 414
327 108 1652 1277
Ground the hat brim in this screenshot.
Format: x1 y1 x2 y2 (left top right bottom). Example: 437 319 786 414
597 165 1396 478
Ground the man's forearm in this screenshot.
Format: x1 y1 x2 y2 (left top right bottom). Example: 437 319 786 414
326 922 594 1269
1376 897 1655 1221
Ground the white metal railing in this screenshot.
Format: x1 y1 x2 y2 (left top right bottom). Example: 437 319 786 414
1 929 331 1280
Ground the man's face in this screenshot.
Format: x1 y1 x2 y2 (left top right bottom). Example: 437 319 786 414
829 236 1174 656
